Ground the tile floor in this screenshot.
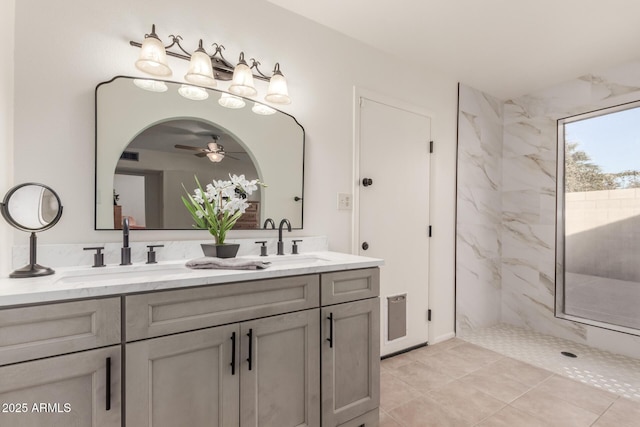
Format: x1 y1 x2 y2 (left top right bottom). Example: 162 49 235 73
379 338 640 426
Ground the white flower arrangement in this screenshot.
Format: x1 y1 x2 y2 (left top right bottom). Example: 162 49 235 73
182 174 265 244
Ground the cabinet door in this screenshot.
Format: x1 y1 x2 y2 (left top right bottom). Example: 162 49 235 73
322 298 380 427
127 324 239 427
0 345 121 427
240 309 320 427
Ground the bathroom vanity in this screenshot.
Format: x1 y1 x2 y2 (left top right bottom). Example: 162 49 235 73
0 252 381 427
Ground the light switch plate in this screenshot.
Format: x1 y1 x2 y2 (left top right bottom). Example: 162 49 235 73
337 193 352 210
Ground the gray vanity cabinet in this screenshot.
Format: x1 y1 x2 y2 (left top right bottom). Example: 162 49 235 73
0 345 121 427
126 310 321 427
240 309 320 427
320 269 380 427
126 323 240 427
0 297 122 427
125 275 321 427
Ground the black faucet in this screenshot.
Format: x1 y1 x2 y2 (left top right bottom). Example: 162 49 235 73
120 217 132 265
263 218 276 229
277 218 291 255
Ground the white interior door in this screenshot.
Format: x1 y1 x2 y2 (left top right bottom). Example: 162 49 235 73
357 96 431 356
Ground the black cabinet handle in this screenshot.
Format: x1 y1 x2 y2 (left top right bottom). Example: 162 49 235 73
247 329 253 371
230 332 236 375
105 357 111 411
327 313 334 348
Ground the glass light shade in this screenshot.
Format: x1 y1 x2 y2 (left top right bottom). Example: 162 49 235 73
265 72 291 104
184 50 217 88
229 62 257 97
133 79 168 92
178 84 209 101
218 93 246 109
135 36 172 77
252 102 276 116
207 152 224 162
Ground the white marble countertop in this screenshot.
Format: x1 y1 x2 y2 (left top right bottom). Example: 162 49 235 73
0 251 383 307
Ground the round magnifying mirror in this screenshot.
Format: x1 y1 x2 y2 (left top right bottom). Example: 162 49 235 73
1 183 63 278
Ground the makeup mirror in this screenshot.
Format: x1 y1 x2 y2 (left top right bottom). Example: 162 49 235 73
0 183 63 278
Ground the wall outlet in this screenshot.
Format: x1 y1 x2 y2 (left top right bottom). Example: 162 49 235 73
337 193 352 210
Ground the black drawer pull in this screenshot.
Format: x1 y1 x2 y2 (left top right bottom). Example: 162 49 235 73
230 332 236 375
327 313 334 348
247 329 253 370
105 357 111 411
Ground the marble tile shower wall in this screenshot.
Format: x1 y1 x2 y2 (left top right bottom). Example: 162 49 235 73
458 62 640 356
456 84 504 331
501 60 640 348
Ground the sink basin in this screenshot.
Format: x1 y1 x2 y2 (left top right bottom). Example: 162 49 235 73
54 263 192 285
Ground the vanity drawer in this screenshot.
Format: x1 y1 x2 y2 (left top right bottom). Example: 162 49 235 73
0 297 121 366
321 268 380 306
336 409 379 427
126 274 320 341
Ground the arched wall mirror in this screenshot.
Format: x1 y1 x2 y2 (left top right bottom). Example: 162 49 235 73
95 76 304 231
0 183 63 278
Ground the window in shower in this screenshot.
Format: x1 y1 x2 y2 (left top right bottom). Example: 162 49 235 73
557 101 640 334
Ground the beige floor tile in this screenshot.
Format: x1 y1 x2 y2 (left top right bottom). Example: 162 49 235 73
448 343 503 365
379 408 403 427
475 405 549 427
534 374 618 415
388 361 455 393
593 397 640 427
380 371 420 412
418 349 488 378
381 352 414 371
388 396 469 427
459 366 532 403
483 356 553 386
511 388 600 427
426 380 505 424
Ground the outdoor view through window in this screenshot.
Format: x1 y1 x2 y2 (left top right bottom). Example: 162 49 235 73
558 102 640 332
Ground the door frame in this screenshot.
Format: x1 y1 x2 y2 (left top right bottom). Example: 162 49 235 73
351 87 435 254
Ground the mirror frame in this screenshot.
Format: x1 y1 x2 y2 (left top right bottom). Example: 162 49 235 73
94 76 305 231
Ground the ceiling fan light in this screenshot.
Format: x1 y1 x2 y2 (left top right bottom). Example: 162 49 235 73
218 92 246 109
228 53 257 97
184 41 217 88
252 102 276 116
135 27 172 77
207 152 224 162
264 64 291 105
178 84 209 101
133 79 168 92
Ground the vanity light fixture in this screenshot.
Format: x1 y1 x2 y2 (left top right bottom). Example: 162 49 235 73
134 25 172 77
184 40 217 88
130 25 292 104
218 92 246 109
264 64 291 105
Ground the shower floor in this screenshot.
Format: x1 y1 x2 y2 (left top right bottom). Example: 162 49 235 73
458 323 640 401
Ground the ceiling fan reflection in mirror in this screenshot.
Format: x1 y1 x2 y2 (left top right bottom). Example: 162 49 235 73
174 135 240 162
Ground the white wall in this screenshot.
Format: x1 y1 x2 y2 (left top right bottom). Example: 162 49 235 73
0 0 15 276
11 0 458 342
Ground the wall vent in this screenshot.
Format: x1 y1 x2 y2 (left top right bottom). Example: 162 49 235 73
120 151 139 161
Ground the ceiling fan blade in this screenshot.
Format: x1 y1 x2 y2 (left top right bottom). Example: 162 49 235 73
175 144 207 152
225 154 240 160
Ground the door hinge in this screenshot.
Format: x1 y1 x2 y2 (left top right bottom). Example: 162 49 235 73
428 225 432 237
428 309 432 321
429 140 434 153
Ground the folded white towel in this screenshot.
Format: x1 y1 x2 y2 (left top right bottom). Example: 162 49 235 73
185 257 271 270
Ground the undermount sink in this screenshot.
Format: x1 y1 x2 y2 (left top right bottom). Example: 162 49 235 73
54 263 192 285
